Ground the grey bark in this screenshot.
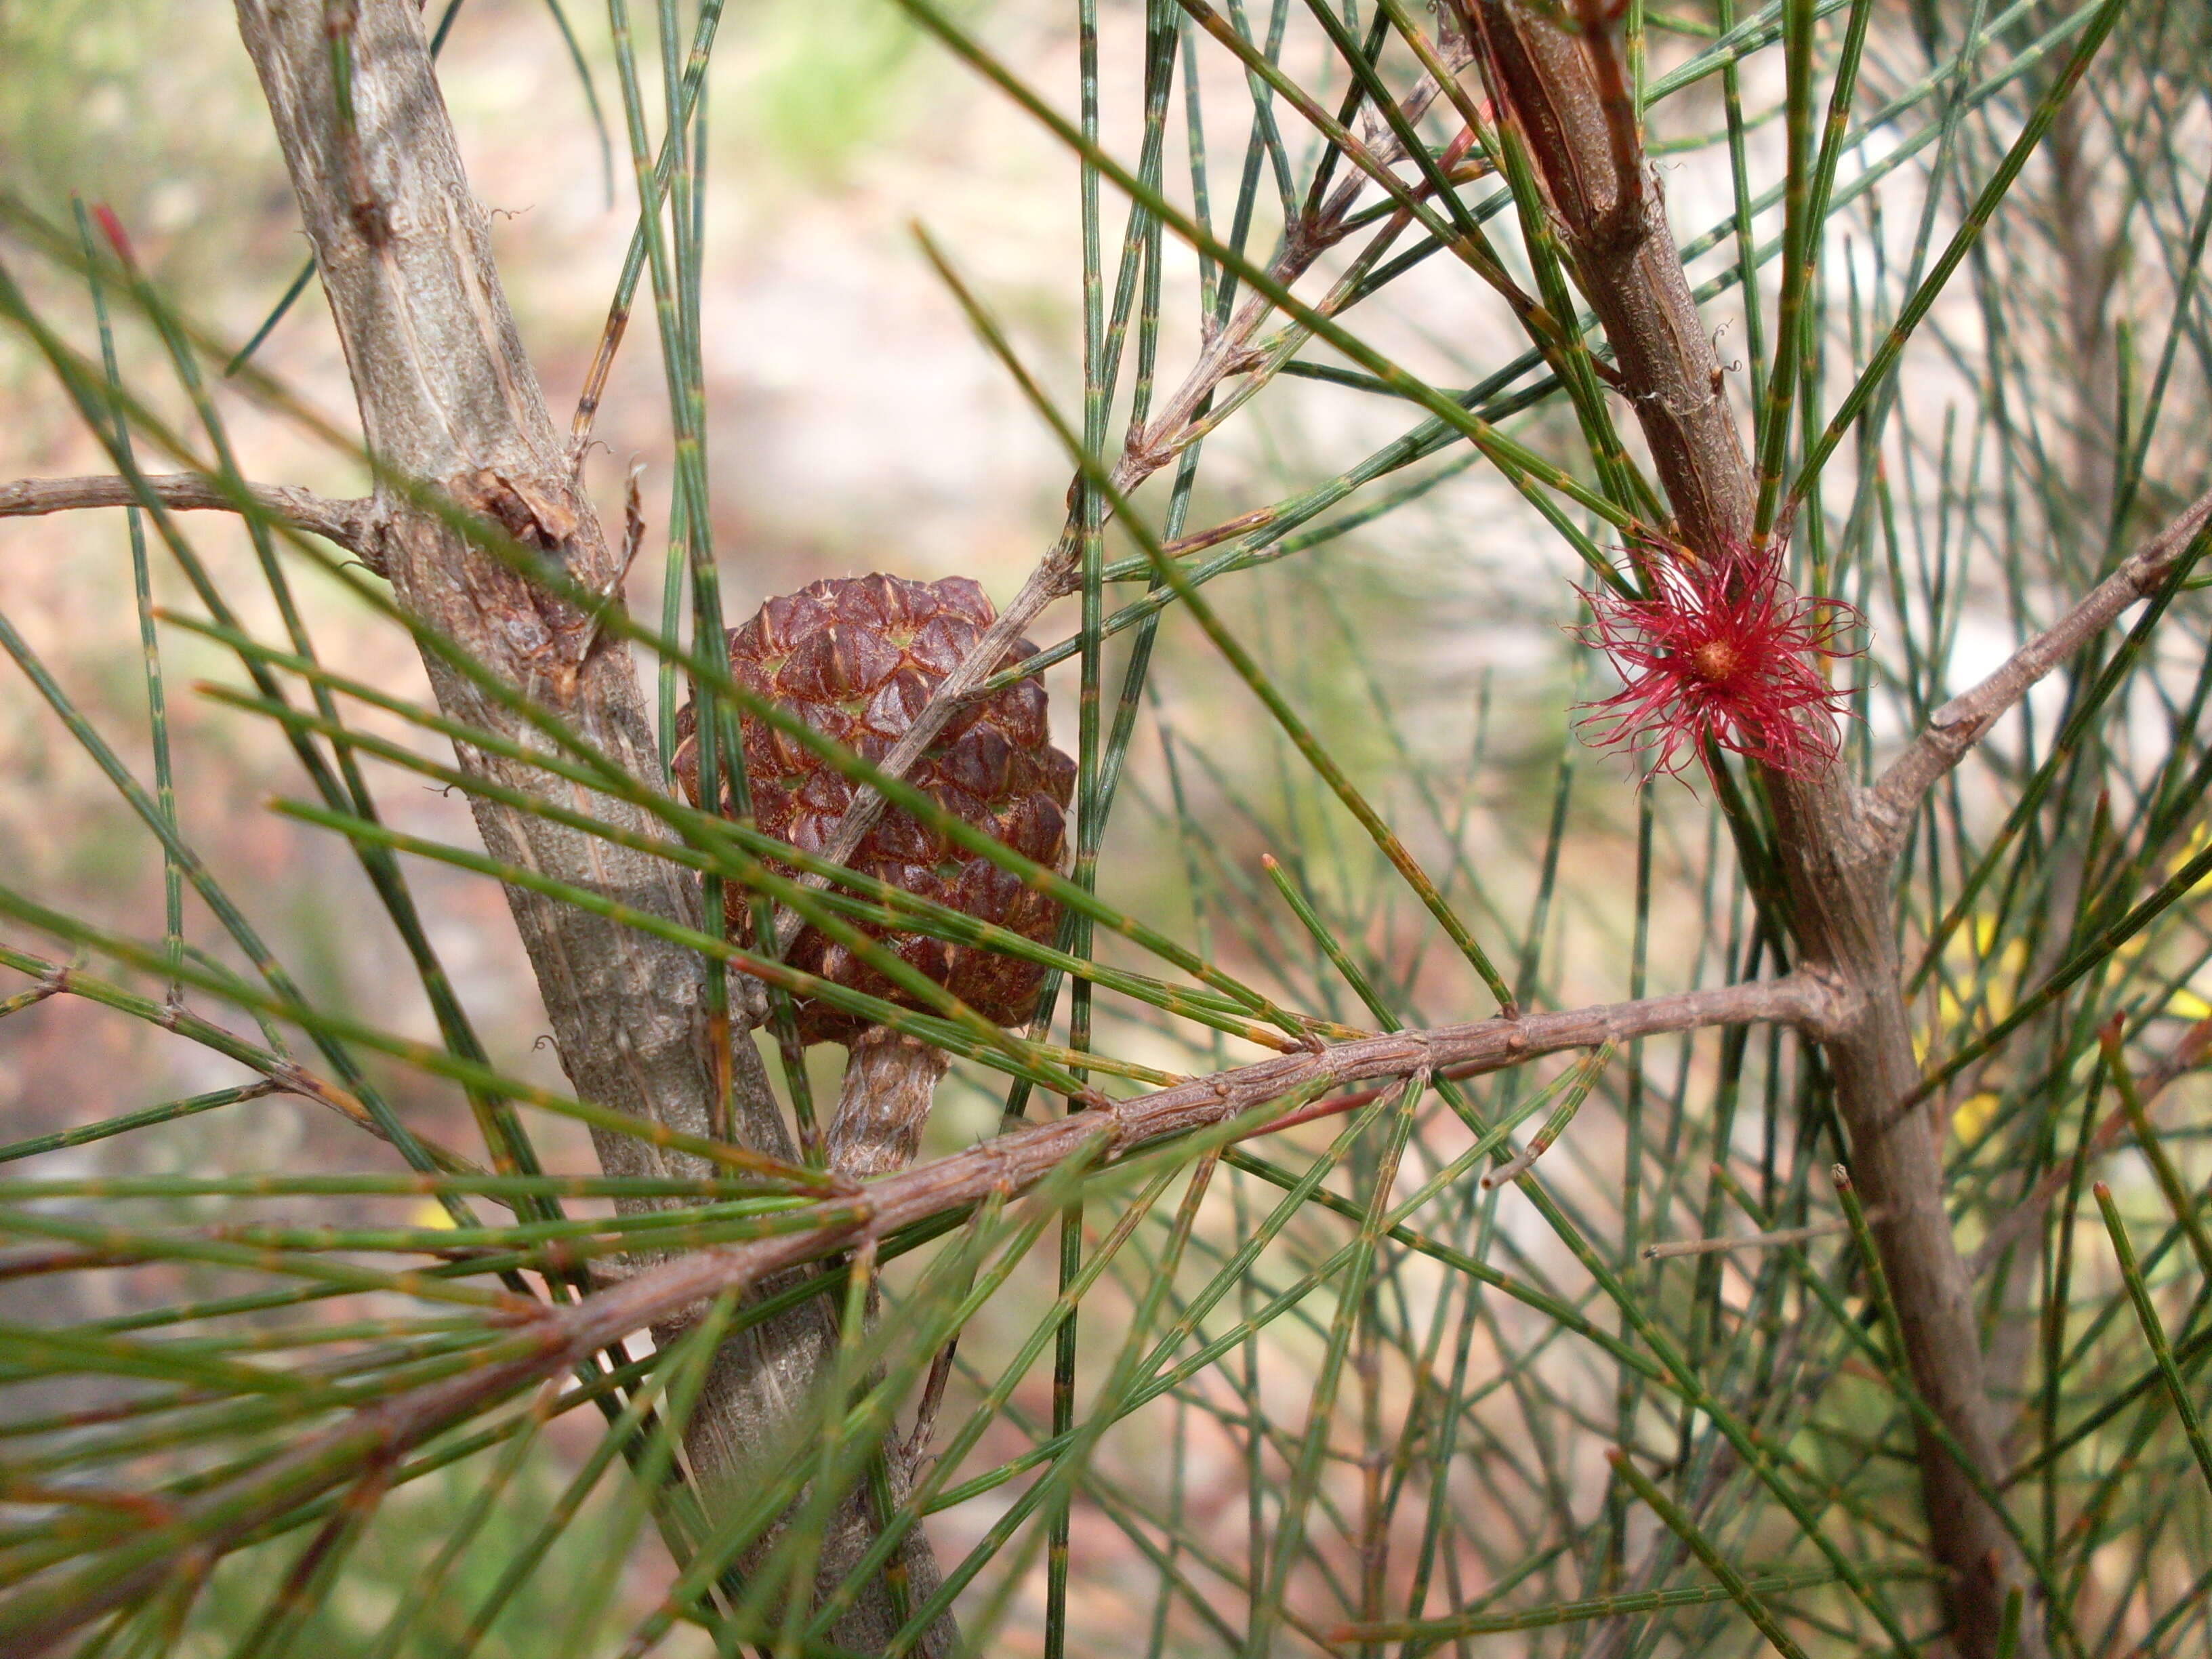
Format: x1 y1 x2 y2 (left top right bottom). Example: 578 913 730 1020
0 473 378 562
230 3 947 1650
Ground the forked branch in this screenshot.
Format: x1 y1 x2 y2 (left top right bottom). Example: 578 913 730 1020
0 942 455 1162
227 2 949 1647
760 37 1491 947
1455 2 2058 1651
1967 1012 2212 1280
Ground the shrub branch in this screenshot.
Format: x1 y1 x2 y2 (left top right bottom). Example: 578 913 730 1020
226 2 950 1648
0 473 380 567
1868 487 2212 853
1448 3 2136 1652
0 970 1830 1656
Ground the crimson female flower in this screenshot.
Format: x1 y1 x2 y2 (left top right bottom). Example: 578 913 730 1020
1575 535 1858 781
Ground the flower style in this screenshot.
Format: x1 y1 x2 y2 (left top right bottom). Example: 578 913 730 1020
1574 534 1858 781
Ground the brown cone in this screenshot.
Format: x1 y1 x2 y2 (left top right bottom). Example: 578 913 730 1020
673 574 1074 1046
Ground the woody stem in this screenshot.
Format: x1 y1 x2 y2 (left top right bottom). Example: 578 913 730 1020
1455 3 2041 1653
828 1029 955 1183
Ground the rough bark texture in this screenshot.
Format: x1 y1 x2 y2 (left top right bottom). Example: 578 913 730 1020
1462 0 1753 557
1761 773 2030 1656
1455 4 2041 1654
830 1029 955 1181
230 3 947 1650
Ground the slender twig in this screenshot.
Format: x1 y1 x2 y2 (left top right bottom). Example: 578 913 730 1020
1868 488 2212 851
2104 1023 2212 1286
0 474 380 567
1607 1448 1813 1659
2094 1183 2212 1502
1451 1 2070 1650
0 1079 283 1166
0 944 436 1158
1643 1219 1852 1260
1481 1042 1610 1187
770 64 1474 955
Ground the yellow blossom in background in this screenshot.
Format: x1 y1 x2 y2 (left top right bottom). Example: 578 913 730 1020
1952 1091 2003 1143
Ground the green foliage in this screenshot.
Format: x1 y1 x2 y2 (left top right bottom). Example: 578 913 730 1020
3 0 2210 1654
747 0 932 174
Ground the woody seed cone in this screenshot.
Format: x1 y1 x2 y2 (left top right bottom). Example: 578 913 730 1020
674 574 1074 1046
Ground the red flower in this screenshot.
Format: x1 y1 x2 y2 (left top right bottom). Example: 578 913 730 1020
1574 535 1858 781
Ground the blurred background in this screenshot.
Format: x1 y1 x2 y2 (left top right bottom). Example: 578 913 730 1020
5 0 2209 1652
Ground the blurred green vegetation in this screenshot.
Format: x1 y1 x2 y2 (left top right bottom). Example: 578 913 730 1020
0 0 286 287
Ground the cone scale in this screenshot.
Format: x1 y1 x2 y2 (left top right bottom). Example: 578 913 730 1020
676 573 1076 1170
